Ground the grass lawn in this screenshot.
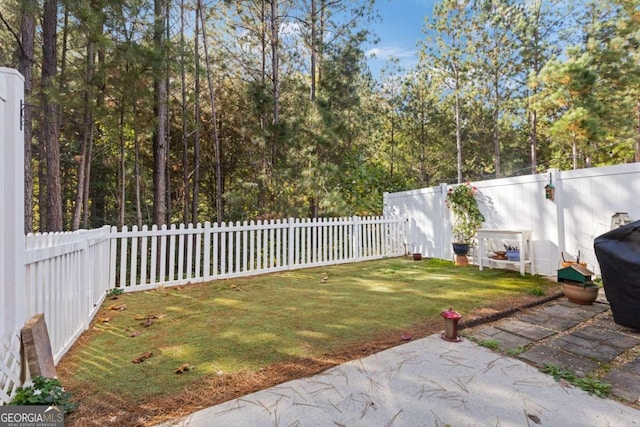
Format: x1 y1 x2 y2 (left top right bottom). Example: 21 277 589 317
58 257 558 426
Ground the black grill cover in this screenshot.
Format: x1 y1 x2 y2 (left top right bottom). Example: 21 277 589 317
594 219 640 330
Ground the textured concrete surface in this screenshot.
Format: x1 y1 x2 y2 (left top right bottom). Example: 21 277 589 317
160 296 640 426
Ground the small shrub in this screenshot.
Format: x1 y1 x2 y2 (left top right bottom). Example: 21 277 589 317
106 288 124 298
8 376 78 413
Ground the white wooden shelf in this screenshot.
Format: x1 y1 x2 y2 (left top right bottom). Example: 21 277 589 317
477 229 534 276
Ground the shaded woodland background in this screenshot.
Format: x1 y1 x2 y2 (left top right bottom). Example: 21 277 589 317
0 0 638 233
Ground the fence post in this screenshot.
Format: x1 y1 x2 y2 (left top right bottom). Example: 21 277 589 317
439 183 451 260
287 218 295 269
549 168 564 261
0 68 26 342
352 216 361 260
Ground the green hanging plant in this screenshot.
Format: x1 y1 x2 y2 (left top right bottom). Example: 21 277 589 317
446 182 485 244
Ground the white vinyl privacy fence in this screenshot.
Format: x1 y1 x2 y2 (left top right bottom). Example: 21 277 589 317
384 163 640 276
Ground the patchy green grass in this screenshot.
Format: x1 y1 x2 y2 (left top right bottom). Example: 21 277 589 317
59 258 556 408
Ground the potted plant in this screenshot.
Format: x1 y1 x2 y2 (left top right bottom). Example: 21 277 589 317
557 264 600 305
561 280 600 305
446 182 485 265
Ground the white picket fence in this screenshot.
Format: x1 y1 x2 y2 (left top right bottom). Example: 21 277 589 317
110 216 408 291
24 226 112 364
0 215 406 405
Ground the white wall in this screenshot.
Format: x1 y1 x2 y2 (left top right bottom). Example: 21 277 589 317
0 68 26 341
384 164 640 276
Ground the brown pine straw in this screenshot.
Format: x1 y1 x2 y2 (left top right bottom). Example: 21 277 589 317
61 288 561 426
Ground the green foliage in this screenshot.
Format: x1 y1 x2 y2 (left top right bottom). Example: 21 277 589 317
9 376 78 414
478 339 501 350
106 288 124 298
506 346 526 356
540 364 611 397
1 0 639 229
446 183 485 243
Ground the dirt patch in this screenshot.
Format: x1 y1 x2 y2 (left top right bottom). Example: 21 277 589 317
62 287 561 426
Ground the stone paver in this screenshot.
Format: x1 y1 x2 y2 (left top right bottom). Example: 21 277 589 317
551 334 623 362
468 326 533 350
519 343 600 376
604 370 640 404
475 300 640 406
496 319 556 340
572 325 640 350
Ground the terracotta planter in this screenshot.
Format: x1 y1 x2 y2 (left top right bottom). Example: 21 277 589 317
413 253 422 261
561 283 599 305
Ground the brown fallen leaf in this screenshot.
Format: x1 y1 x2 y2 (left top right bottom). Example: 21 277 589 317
141 318 153 328
230 284 241 291
129 331 140 337
132 351 153 364
175 363 191 374
108 303 127 311
98 317 110 323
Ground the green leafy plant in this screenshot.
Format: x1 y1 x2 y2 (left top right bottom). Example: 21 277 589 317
506 346 526 356
575 376 611 397
446 183 485 244
8 376 78 413
478 339 500 350
106 288 124 298
540 364 610 397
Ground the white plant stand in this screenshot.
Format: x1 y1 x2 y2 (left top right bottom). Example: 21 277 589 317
477 229 534 276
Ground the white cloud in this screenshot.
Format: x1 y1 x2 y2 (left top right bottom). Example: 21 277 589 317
366 45 417 60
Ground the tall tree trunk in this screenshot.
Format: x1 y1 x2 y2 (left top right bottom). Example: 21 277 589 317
192 3 201 223
493 78 501 178
71 40 95 230
165 0 172 223
19 0 36 233
530 110 538 173
198 0 223 222
134 90 142 228
310 0 317 101
84 47 105 228
153 0 168 226
271 0 279 167
41 0 63 231
636 100 640 162
118 101 126 227
180 0 189 224
455 73 463 184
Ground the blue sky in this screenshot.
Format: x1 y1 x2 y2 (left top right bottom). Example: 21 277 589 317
365 0 438 77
